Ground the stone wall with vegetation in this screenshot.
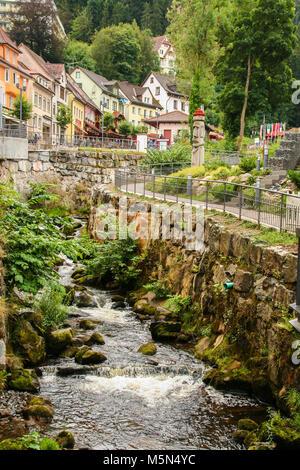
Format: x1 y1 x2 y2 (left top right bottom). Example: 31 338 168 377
0 149 144 195
91 186 300 405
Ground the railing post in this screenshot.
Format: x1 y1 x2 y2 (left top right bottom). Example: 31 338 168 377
164 176 167 201
151 168 155 184
239 186 242 220
224 182 227 212
126 171 128 193
176 177 179 203
143 174 146 197
134 172 136 194
114 168 119 188
206 181 209 210
187 174 192 200
153 174 156 199
280 193 284 232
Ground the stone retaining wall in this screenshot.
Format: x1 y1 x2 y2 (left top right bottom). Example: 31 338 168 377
90 186 300 400
270 133 300 170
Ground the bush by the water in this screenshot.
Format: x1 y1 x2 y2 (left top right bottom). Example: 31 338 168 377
288 170 300 189
33 283 68 329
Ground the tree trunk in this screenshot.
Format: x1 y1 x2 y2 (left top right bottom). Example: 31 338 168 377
237 54 254 153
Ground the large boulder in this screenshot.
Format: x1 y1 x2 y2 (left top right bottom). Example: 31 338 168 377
84 332 105 346
55 430 75 449
76 292 97 308
13 320 46 366
46 328 73 355
137 343 157 356
78 319 96 330
75 346 107 365
8 368 40 393
22 397 54 422
150 321 181 341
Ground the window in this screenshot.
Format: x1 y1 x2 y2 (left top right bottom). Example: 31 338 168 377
6 48 9 61
132 107 136 114
144 110 147 118
150 111 153 117
181 102 185 112
38 117 42 129
132 120 135 126
9 96 13 108
13 72 16 85
34 93 38 105
12 53 16 65
60 86 64 100
5 68 9 82
39 96 42 108
33 114 37 127
155 87 160 96
23 78 26 89
76 71 80 79
150 77 154 84
174 100 177 110
43 97 46 111
138 121 141 126
113 101 117 111
138 108 141 115
47 99 50 113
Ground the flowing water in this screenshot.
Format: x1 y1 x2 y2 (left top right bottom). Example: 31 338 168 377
39 223 267 450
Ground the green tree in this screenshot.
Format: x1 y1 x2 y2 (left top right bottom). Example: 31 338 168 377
131 21 160 82
104 112 116 131
118 120 133 137
12 94 32 121
141 2 152 30
56 104 72 129
70 8 93 42
151 0 164 36
216 0 297 150
63 40 97 72
188 69 202 138
8 0 65 62
91 23 142 83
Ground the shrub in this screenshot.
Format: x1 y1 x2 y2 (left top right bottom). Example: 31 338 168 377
143 143 191 165
33 284 68 330
211 166 231 180
239 156 257 172
288 170 300 189
143 279 171 298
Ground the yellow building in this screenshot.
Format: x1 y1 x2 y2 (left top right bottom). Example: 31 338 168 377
66 74 85 143
118 81 162 134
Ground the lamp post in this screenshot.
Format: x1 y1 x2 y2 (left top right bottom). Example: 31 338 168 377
290 228 300 333
16 82 26 138
100 99 108 148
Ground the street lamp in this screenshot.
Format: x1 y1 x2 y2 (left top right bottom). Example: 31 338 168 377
16 81 26 138
100 99 108 148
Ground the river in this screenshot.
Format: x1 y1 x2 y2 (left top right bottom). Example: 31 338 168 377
38 223 266 450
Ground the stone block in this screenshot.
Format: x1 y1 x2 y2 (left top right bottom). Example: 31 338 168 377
234 269 253 293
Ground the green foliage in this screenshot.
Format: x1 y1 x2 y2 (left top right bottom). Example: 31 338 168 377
19 432 60 450
56 104 72 129
288 170 300 189
12 94 32 121
166 295 192 313
104 112 116 131
143 279 171 298
239 156 257 173
28 183 59 207
33 283 68 330
0 182 85 293
84 236 141 288
143 143 191 165
118 120 133 137
63 40 96 72
0 370 8 394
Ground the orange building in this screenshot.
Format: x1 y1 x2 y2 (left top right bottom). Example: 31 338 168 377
0 27 31 126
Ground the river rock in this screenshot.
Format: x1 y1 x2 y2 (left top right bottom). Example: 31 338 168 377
22 397 54 422
234 269 253 293
150 321 181 341
194 337 211 358
111 294 125 302
78 319 96 330
46 328 73 355
137 343 157 356
76 292 97 308
112 301 126 310
8 368 40 393
56 430 75 449
84 332 105 346
13 320 46 366
75 346 107 365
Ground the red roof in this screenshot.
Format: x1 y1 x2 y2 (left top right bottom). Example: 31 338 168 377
194 108 206 117
0 26 20 52
153 35 172 51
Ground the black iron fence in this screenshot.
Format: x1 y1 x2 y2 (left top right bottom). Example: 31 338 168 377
115 168 300 233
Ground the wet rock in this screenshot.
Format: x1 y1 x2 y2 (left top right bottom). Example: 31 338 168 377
76 292 97 308
75 346 107 365
56 430 75 449
0 416 27 441
13 320 46 366
112 301 126 310
8 368 40 393
133 301 160 317
137 343 157 356
137 314 150 321
233 429 249 443
194 337 211 358
46 328 73 355
22 397 54 422
111 294 125 302
234 269 253 293
78 319 96 330
84 332 105 346
60 346 79 358
150 321 181 341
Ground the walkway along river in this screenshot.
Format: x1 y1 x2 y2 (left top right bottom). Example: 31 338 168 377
38 223 267 450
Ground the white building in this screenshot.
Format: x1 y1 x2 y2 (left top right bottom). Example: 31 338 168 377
153 35 175 76
142 71 189 116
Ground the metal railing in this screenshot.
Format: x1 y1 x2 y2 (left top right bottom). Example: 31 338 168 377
115 167 300 233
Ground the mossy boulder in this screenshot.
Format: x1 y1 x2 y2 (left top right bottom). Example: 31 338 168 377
248 442 276 450
46 328 73 355
8 368 39 392
138 343 157 356
23 400 54 422
258 419 300 450
76 292 97 308
233 430 250 443
60 346 79 358
14 320 46 366
55 430 75 449
84 332 105 346
133 301 159 317
0 438 27 450
75 346 107 365
238 419 258 432
127 289 147 306
78 319 96 330
150 321 181 341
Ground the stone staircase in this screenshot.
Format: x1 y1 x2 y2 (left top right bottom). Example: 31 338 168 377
259 169 287 189
269 133 300 170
